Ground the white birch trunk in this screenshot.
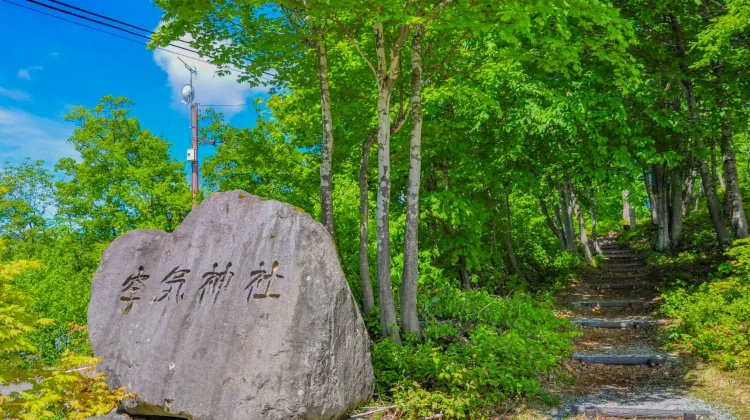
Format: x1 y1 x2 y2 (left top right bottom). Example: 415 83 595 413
316 35 336 240
400 25 424 335
373 22 401 343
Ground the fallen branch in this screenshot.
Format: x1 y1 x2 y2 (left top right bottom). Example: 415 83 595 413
350 405 398 418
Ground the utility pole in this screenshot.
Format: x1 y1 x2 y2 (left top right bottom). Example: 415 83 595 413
179 57 199 206
190 102 199 205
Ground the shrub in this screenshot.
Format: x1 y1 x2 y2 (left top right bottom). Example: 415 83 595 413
372 287 576 418
0 238 130 419
661 238 750 372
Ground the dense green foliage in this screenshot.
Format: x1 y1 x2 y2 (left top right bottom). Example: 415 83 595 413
373 289 576 417
2 0 750 416
0 202 128 419
661 235 750 373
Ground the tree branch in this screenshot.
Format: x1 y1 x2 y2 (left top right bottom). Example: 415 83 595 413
424 32 467 84
387 25 412 85
349 34 378 77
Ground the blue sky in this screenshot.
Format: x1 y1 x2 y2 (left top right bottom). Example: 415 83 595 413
0 0 265 170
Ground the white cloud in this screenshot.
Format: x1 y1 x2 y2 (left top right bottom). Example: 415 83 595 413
152 34 266 116
0 107 77 165
17 69 31 80
0 87 32 101
16 66 43 81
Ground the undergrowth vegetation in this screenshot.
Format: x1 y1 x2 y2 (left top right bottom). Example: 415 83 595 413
621 208 750 374
661 237 750 372
372 288 577 418
0 234 128 419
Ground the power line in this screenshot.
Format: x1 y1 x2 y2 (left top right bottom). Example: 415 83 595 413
24 0 196 53
1 0 275 80
45 0 189 45
0 0 244 74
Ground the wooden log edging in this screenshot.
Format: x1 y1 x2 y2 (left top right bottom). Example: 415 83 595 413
595 274 648 279
590 282 651 290
575 405 709 419
604 254 645 261
570 299 649 308
573 282 648 290
571 319 655 329
606 262 645 266
572 353 666 366
607 268 645 273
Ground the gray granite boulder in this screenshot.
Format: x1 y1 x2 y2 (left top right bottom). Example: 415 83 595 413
88 191 374 420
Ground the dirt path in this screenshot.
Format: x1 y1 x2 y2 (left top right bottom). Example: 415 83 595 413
552 238 734 420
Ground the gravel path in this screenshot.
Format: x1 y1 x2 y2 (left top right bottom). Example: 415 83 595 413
554 238 736 419
555 386 736 419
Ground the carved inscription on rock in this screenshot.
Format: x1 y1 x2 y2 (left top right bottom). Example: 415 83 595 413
122 259 286 312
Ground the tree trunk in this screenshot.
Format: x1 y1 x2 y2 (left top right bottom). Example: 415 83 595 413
373 22 401 343
541 198 565 249
316 35 336 241
685 111 731 250
554 204 567 249
568 180 593 265
400 25 424 335
643 168 658 224
558 183 577 253
458 255 471 289
358 131 376 315
711 140 727 192
629 205 636 229
669 165 684 248
694 180 702 212
714 62 749 238
653 163 670 252
591 196 603 254
622 190 632 228
503 183 522 276
683 168 697 217
671 13 732 250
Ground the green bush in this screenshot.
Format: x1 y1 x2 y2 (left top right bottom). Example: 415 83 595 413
372 288 576 418
661 238 750 372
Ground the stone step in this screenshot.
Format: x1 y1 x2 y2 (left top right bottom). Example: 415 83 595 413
606 261 643 265
603 256 643 261
604 254 639 259
587 282 651 290
596 272 647 277
575 406 707 419
571 318 656 328
592 279 650 286
572 353 666 366
607 267 645 273
605 265 645 270
571 299 649 308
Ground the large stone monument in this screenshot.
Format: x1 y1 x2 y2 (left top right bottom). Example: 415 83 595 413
88 191 374 419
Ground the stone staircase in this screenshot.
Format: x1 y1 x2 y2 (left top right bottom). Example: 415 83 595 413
557 238 731 419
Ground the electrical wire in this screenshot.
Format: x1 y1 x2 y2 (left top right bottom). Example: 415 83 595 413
1 0 275 80
0 0 252 76
45 0 189 44
200 104 249 107
23 0 196 53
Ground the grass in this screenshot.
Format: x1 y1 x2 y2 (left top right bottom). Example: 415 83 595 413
685 361 750 419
